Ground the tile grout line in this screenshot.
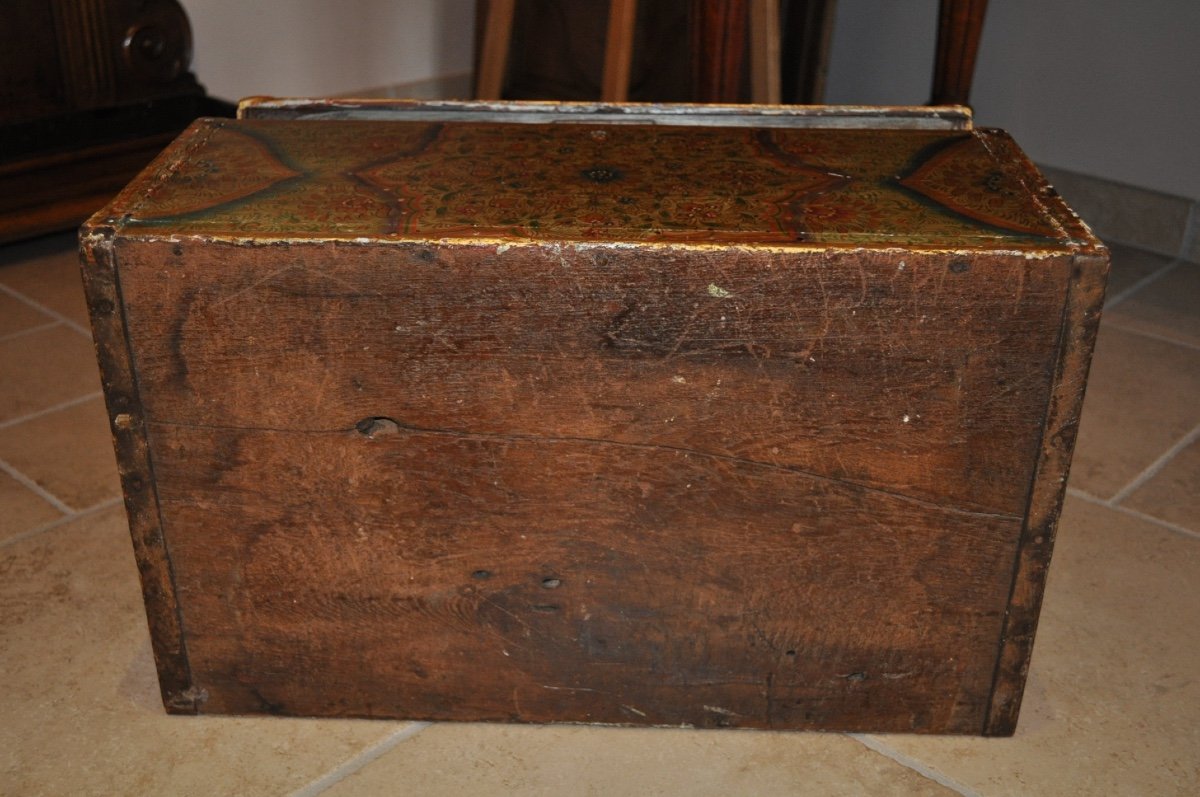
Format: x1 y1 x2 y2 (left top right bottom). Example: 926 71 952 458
1109 503 1200 542
1066 486 1120 510
288 722 433 797
0 321 62 343
1108 422 1200 505
1108 504 1200 542
1095 233 1176 260
1177 201 1198 263
0 282 93 338
0 496 123 548
0 456 75 515
1088 195 1198 265
1103 256 1181 311
1065 486 1102 502
1066 487 1200 542
0 390 105 431
848 734 982 797
1100 323 1200 354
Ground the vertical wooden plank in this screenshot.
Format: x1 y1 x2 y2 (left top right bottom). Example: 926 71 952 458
601 0 638 102
983 248 1108 735
749 0 781 104
79 229 202 713
475 0 515 100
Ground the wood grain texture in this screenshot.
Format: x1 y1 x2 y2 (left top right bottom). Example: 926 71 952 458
690 0 748 103
152 422 1017 731
106 236 1082 731
982 248 1108 735
116 241 1067 517
79 230 199 712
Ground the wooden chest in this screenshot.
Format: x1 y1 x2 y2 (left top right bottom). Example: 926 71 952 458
81 101 1107 736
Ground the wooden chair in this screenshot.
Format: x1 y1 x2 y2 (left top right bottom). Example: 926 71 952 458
476 0 987 107
477 0 783 104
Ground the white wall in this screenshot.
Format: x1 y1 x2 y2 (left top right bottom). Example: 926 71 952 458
184 0 474 100
825 0 1200 200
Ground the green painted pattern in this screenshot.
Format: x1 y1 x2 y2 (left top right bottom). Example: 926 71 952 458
114 118 1082 249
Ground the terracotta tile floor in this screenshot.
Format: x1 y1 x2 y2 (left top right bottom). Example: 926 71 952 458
1 234 1197 796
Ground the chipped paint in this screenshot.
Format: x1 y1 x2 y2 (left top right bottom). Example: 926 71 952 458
704 705 740 716
97 230 1101 259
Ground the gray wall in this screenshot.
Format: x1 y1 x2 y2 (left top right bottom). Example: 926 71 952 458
186 0 474 99
825 0 1200 200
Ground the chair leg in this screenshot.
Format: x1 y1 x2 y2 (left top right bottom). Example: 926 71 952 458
601 0 638 102
690 0 748 103
476 0 516 100
930 0 988 106
780 0 836 104
749 0 781 104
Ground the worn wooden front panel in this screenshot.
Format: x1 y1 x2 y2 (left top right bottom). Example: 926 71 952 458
113 237 1070 732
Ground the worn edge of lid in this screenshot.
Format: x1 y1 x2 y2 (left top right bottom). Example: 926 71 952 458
81 119 221 241
973 127 1107 256
236 96 974 127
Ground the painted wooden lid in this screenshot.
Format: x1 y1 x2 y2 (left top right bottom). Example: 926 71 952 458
94 117 1099 251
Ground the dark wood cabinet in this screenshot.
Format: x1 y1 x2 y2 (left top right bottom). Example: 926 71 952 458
1 0 230 243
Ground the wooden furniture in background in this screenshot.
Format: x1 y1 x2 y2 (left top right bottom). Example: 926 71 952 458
749 0 783 103
689 0 750 103
0 0 230 243
475 0 788 104
474 0 988 107
931 0 989 105
477 0 647 103
472 0 698 104
600 0 638 102
475 0 515 100
781 0 837 104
